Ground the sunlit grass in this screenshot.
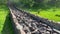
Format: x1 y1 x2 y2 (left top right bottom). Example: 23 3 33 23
29 8 60 22
17 6 60 22
0 5 8 32
0 5 14 34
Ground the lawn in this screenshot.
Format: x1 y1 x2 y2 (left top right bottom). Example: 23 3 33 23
29 7 60 22
0 5 14 34
18 7 60 22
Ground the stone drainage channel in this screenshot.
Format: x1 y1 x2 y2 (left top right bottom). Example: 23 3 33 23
9 6 60 34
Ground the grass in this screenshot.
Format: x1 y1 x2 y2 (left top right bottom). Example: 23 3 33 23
0 5 14 34
18 6 60 22
29 7 60 22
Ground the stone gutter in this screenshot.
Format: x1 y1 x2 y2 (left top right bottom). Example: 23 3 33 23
9 6 60 34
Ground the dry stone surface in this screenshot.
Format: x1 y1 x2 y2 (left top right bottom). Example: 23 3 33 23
11 8 59 34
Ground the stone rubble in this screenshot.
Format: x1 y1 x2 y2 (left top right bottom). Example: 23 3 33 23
11 8 59 34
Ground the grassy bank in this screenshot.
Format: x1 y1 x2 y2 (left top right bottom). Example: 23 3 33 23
0 5 14 34
17 7 60 22
29 8 60 22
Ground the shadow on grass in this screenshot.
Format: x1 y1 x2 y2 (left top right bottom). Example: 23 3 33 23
1 13 14 34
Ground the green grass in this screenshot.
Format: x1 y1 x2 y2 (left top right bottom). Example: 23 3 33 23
29 7 60 22
18 7 60 22
0 5 14 34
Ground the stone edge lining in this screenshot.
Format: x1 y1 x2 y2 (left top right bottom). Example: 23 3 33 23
9 6 60 34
